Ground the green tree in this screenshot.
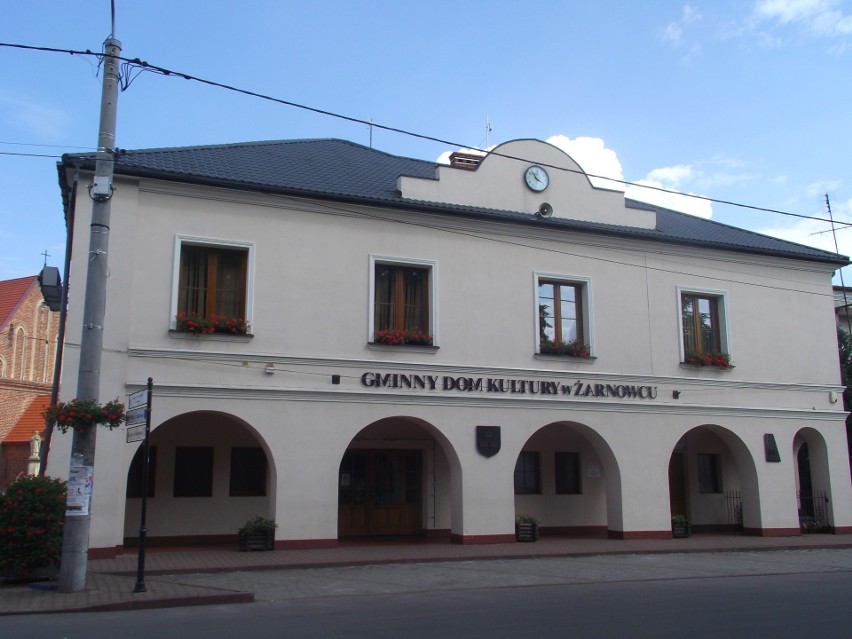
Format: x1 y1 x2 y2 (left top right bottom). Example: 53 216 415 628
838 328 852 478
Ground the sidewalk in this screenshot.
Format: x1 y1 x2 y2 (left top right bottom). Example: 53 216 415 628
2 532 851 616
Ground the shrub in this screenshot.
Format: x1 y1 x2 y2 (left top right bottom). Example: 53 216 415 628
0 474 66 578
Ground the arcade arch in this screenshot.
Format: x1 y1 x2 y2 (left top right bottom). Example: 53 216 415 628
668 425 759 533
794 428 832 531
123 410 274 545
337 417 460 539
513 421 621 537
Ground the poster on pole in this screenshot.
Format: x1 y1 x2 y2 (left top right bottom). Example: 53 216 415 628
66 465 94 516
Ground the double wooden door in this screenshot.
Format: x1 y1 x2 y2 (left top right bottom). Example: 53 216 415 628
338 450 422 537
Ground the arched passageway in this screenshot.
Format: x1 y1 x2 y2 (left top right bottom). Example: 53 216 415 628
337 417 459 539
668 425 759 533
124 410 274 545
794 428 833 532
513 421 621 537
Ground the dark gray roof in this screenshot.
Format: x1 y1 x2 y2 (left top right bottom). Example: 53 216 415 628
60 138 847 266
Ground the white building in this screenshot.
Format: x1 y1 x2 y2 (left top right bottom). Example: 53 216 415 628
51 138 852 557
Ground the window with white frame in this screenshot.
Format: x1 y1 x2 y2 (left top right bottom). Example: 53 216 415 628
172 236 254 330
679 288 729 360
370 256 436 345
535 274 591 355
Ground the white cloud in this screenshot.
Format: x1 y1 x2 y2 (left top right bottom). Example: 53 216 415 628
625 178 714 219
545 135 626 191
660 5 703 59
436 146 487 165
751 197 852 283
751 0 852 42
625 162 713 218
755 215 852 258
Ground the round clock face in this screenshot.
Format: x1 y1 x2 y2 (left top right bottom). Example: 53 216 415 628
525 165 549 192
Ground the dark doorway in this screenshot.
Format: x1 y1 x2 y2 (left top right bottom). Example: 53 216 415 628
338 450 422 537
797 443 815 521
668 452 688 518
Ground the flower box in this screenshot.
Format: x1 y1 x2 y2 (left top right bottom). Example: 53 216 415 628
684 351 733 369
175 312 250 336
539 339 590 358
671 516 691 538
515 515 539 542
237 516 276 551
373 328 433 346
237 529 275 551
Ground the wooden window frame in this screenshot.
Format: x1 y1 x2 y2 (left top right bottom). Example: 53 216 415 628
171 236 254 329
697 453 722 494
369 255 437 343
535 273 592 353
554 451 582 495
679 288 728 358
514 450 541 495
173 446 215 498
229 447 268 497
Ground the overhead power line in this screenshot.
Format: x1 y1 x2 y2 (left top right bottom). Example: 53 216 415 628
1 41 849 230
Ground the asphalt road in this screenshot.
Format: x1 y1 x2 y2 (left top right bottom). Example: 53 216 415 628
4 549 851 638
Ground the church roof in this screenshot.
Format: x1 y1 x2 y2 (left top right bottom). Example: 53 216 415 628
2 395 49 443
0 276 37 331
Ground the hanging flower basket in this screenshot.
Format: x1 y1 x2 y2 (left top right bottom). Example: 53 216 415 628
43 398 126 434
373 328 433 346
684 351 733 369
539 339 590 358
175 312 250 336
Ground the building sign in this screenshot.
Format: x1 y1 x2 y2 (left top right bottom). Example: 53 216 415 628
360 372 658 400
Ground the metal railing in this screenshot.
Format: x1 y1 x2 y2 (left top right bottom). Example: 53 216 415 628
798 489 830 531
724 490 743 529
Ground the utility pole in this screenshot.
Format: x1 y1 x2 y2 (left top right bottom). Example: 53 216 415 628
58 35 121 593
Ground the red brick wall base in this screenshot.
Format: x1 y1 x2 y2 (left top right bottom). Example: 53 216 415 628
450 533 516 545
607 530 672 540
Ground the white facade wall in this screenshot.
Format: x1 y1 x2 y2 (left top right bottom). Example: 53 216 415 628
48 139 852 554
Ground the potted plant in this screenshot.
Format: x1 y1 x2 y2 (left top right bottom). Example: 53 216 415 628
515 514 540 542
671 514 691 538
238 516 277 551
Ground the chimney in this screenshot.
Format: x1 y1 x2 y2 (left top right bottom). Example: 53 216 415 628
448 151 484 171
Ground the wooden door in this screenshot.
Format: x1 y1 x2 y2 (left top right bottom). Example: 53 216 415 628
338 451 422 537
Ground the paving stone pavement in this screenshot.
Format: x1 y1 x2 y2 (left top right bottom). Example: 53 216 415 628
153 548 852 602
2 533 851 616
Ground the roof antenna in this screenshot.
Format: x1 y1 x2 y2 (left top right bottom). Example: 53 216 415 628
485 115 492 149
368 117 373 148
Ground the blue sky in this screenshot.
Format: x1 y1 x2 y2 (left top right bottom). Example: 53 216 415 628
2 1 851 281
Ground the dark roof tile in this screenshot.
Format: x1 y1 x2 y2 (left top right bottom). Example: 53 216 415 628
60 138 847 266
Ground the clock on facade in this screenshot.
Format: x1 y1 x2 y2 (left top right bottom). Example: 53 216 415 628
524 165 549 192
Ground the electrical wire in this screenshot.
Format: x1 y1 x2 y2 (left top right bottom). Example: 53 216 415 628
1 41 849 230
268 191 842 298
